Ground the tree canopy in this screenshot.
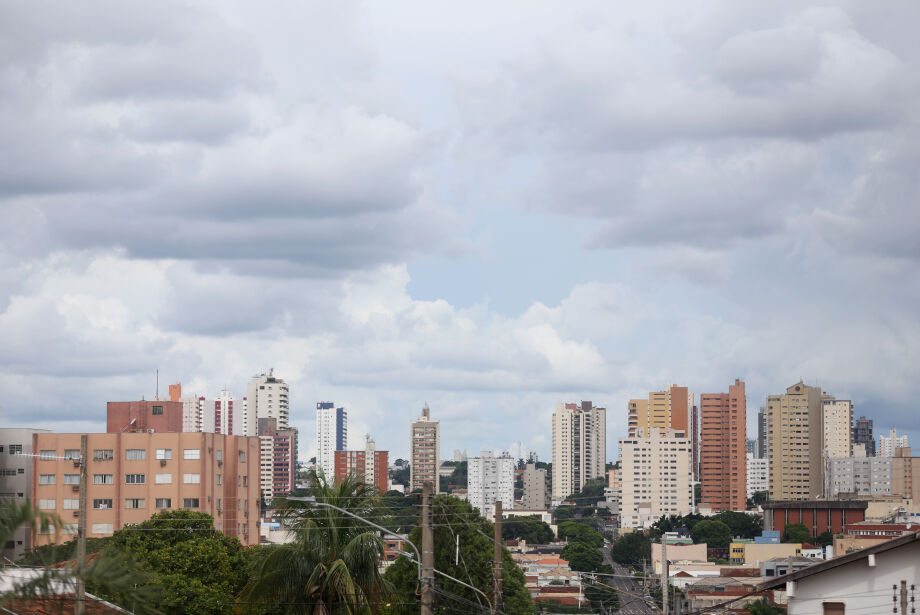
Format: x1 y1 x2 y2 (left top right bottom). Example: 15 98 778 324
561 542 602 572
502 515 554 544
782 523 811 543
610 532 651 568
689 520 733 549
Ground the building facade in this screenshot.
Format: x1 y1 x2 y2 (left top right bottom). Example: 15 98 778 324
757 407 767 458
522 462 550 510
333 436 389 493
245 371 289 437
822 399 853 460
827 456 893 497
0 428 51 561
746 454 769 498
878 428 909 457
551 401 606 501
199 389 243 436
409 405 440 493
31 431 261 547
619 428 693 528
258 418 295 501
853 415 875 458
315 402 347 479
765 382 825 500
699 379 747 512
467 450 515 516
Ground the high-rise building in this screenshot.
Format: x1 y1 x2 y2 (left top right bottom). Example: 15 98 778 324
827 456 893 497
258 417 296 501
746 454 769 498
32 431 261 547
245 370 289 437
334 436 389 493
765 382 825 500
823 399 853 459
853 416 875 457
0 428 51 561
315 402 347 479
699 379 747 512
628 386 693 437
746 439 756 456
757 408 767 458
619 428 693 528
878 429 910 458
551 401 606 501
169 383 204 433
410 405 440 493
467 450 515 517
522 462 549 510
200 389 243 435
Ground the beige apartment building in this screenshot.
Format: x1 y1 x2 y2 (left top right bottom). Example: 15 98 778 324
823 398 853 459
522 462 549 510
619 428 693 528
551 401 606 502
765 382 825 500
627 385 693 438
409 405 440 493
32 431 261 547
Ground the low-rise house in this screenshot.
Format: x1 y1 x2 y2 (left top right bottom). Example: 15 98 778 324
759 530 920 615
760 556 817 578
684 577 767 612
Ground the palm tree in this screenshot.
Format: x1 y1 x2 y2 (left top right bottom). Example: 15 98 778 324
238 470 394 614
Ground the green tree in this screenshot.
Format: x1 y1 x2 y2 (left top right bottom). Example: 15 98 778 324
814 531 834 547
560 542 602 572
748 598 787 615
690 520 732 549
384 495 532 615
610 532 651 568
557 521 604 548
782 523 811 543
378 490 420 534
584 582 619 612
502 516 554 544
747 490 770 509
241 471 392 614
712 511 763 539
553 505 575 521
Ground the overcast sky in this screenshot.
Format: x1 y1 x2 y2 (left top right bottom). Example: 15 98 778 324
1 1 918 462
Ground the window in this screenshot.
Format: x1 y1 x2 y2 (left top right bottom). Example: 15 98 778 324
152 405 163 415
63 474 79 485
239 451 246 463
242 476 248 487
62 524 78 535
38 474 55 485
93 499 113 509
93 449 114 461
183 498 200 509
183 449 200 460
216 450 222 462
125 498 145 509
0 469 15 476
216 474 222 485
63 449 80 460
155 498 171 509
155 473 172 484
63 499 79 510
9 444 22 456
125 449 146 461
93 474 114 485
125 474 145 485
39 450 55 461
155 449 172 460
91 523 114 535
183 473 201 484
38 499 55 510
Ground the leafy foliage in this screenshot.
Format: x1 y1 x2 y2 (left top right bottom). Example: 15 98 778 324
610 532 651 568
584 583 620 612
553 505 575 522
748 598 787 615
560 542 602 572
501 515 554 544
814 531 834 547
782 523 811 543
557 521 603 548
690 520 733 549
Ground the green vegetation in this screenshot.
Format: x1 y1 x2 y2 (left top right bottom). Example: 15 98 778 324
650 510 763 542
557 521 604 548
748 598 788 615
501 515 554 544
610 532 651 568
690 520 733 549
782 523 811 543
561 542 602 572
748 490 770 508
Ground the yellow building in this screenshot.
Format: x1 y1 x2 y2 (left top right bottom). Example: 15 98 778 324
729 541 802 565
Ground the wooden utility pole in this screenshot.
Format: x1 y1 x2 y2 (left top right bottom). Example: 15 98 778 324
493 500 503 614
901 580 908 615
420 482 434 615
75 435 88 615
660 538 668 615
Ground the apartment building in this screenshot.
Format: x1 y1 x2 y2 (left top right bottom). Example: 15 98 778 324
333 436 389 493
746 454 768 498
765 382 825 500
316 402 347 479
853 416 875 457
828 456 893 497
878 429 910 458
200 389 243 436
245 370 289 437
258 418 295 501
522 462 550 510
823 399 853 459
467 451 515 517
757 408 767 458
106 400 184 434
699 379 747 512
619 428 693 528
410 405 440 493
31 431 261 547
0 428 51 561
168 383 204 433
628 386 697 480
551 401 606 501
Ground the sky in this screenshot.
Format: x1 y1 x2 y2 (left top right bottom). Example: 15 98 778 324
1 1 919 462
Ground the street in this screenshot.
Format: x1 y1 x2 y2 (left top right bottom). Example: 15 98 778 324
601 546 658 615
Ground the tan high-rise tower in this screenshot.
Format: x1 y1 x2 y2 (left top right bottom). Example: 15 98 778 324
766 382 824 500
551 401 606 501
409 405 440 493
699 379 747 511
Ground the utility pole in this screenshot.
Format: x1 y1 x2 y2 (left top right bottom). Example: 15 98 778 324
901 580 908 615
660 538 668 615
420 482 434 615
642 558 647 592
75 435 88 615
493 500 503 614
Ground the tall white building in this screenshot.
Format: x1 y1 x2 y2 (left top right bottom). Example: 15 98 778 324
746 453 769 498
551 401 606 502
467 450 515 517
823 399 853 459
316 402 347 479
619 428 693 528
244 370 289 437
199 389 244 435
878 429 909 458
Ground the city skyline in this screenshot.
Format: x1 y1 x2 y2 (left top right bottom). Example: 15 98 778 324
1 2 919 464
